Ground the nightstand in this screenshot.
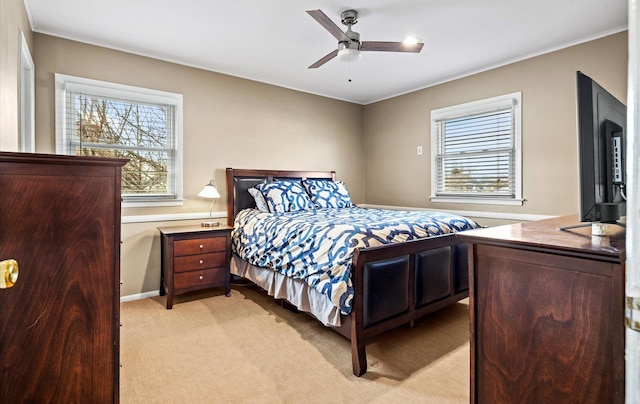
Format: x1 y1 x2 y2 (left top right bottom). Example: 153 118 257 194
158 224 233 309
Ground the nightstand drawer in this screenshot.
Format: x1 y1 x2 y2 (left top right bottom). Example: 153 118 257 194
174 252 226 272
174 237 226 256
174 267 227 290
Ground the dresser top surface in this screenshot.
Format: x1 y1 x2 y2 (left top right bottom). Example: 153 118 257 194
0 151 128 166
458 214 625 260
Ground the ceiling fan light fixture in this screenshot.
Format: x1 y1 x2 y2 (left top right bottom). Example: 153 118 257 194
403 37 419 45
337 48 361 63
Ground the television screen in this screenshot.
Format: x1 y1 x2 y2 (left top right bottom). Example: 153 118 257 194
576 71 626 224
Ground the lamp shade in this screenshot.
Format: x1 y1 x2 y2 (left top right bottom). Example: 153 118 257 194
198 180 220 199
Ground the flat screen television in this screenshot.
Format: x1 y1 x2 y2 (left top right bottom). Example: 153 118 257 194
576 71 626 225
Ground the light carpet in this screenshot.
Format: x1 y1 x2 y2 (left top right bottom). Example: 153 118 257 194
120 285 470 403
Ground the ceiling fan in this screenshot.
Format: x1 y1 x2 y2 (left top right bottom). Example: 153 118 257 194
306 9 424 69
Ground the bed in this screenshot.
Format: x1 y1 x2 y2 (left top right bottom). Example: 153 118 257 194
226 168 479 376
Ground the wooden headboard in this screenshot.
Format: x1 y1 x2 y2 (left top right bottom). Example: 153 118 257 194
225 168 336 226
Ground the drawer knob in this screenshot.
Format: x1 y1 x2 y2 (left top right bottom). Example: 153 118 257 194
0 259 19 289
199 260 204 264
199 275 203 280
199 244 204 249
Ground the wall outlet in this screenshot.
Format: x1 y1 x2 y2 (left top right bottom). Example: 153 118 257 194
417 146 423 156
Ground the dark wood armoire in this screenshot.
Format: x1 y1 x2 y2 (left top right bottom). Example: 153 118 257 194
0 152 126 402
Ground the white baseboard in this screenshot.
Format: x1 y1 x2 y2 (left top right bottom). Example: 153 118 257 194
120 290 160 302
359 204 555 222
119 206 553 302
121 207 552 224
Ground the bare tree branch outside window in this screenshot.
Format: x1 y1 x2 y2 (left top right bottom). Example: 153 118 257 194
55 74 182 205
71 95 175 197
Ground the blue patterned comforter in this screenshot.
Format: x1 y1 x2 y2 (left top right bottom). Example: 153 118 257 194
232 207 479 314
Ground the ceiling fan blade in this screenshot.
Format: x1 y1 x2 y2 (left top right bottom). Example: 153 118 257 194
306 9 350 42
309 49 338 69
361 41 424 53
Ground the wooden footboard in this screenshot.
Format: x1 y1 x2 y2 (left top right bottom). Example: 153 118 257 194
340 233 469 376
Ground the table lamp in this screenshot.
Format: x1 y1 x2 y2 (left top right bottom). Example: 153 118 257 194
198 179 221 227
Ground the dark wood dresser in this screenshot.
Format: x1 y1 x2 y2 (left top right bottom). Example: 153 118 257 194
458 215 625 404
0 152 126 402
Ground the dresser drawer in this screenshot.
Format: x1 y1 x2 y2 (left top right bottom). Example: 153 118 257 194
174 236 226 256
174 252 226 273
174 267 227 290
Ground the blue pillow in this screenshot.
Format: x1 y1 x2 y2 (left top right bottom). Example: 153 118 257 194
302 179 352 209
255 180 316 213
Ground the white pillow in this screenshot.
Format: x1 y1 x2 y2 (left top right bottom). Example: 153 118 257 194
248 187 269 213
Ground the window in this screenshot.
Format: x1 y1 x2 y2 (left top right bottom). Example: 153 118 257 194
55 74 183 207
430 92 522 205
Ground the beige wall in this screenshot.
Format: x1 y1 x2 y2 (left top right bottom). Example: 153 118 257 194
27 31 628 297
32 33 365 297
363 32 628 222
0 0 32 151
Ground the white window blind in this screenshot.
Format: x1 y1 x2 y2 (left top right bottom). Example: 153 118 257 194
431 92 522 205
55 74 183 207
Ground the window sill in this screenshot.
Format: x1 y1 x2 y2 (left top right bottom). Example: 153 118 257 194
430 196 524 206
122 199 184 209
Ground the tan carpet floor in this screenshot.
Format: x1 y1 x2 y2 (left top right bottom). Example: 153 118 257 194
120 285 470 403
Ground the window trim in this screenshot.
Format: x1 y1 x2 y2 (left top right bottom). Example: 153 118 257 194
54 74 184 208
19 31 35 153
430 92 523 206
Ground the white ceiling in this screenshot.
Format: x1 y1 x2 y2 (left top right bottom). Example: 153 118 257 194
24 0 628 105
